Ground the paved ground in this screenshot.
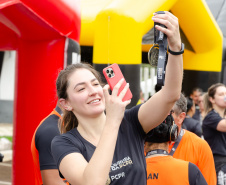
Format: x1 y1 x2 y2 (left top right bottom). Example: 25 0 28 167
0 123 12 185
0 161 11 185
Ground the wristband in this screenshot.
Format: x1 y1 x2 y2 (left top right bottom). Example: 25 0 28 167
168 43 184 55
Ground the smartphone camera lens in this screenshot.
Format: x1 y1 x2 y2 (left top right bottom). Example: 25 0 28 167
106 68 114 78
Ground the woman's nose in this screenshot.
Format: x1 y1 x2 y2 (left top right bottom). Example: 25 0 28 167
88 86 97 96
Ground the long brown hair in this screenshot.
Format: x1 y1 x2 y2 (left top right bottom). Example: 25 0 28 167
56 63 103 133
203 83 225 115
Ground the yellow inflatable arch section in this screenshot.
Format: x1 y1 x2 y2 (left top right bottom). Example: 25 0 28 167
80 0 222 105
172 0 223 72
80 0 222 70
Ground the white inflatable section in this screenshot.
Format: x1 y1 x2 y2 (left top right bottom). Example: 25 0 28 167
0 51 16 101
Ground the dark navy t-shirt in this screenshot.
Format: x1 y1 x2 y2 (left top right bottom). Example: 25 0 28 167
188 162 207 185
35 106 62 170
192 106 200 122
183 117 202 137
202 109 226 156
51 105 146 185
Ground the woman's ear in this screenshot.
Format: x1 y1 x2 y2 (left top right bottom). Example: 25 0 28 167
209 97 215 104
59 98 72 111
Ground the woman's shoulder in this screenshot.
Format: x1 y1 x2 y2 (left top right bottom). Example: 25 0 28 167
124 104 142 116
51 127 88 157
203 109 222 124
123 104 143 126
52 127 79 144
123 104 146 138
205 109 218 118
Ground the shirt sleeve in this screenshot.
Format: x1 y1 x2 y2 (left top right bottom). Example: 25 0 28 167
51 133 84 170
188 162 207 185
124 104 146 139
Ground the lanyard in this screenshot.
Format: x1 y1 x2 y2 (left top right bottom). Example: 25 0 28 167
146 149 168 158
169 129 184 156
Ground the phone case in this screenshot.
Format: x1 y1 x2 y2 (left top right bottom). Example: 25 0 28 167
103 63 132 102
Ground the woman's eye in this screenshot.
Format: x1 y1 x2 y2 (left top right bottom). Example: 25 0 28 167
93 82 100 86
78 88 85 92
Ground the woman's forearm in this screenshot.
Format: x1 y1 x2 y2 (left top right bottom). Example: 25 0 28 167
83 121 120 185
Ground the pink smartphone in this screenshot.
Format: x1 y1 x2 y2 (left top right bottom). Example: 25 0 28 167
103 63 133 102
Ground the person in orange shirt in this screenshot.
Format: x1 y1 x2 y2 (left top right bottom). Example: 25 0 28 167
169 93 216 185
145 114 207 185
31 105 68 185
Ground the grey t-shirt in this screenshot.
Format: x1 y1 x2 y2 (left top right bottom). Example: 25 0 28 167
51 105 146 185
183 117 202 137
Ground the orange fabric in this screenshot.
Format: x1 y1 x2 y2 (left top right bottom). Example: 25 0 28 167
31 109 62 185
146 155 189 185
169 129 216 185
168 141 174 152
31 131 43 185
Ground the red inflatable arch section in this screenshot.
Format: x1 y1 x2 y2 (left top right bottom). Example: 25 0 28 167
0 0 81 184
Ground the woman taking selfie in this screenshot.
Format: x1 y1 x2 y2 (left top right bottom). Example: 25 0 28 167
51 11 183 185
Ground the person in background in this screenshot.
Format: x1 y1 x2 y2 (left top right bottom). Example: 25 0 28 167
202 83 226 185
51 11 183 184
169 93 216 185
198 92 206 126
183 97 202 137
31 104 68 185
145 114 207 185
190 87 203 121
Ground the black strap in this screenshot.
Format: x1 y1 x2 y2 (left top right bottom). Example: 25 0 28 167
155 11 168 86
169 129 184 156
168 43 184 55
157 44 167 86
146 149 168 158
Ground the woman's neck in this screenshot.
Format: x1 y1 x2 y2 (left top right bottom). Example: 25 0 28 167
213 105 225 118
187 109 194 118
77 113 106 146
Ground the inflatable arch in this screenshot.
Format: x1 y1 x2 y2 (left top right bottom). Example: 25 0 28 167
0 0 223 184
0 0 80 184
80 0 223 97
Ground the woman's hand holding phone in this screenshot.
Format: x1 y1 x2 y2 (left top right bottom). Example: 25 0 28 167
103 78 131 125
